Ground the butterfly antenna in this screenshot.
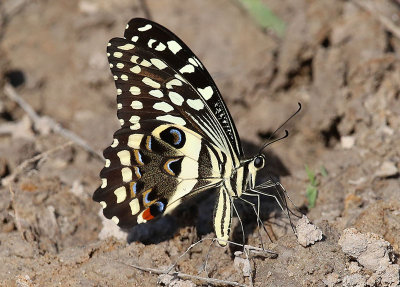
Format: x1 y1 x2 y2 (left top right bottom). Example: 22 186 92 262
259 130 289 153
258 102 302 153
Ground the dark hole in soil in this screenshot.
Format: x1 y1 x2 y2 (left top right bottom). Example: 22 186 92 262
4 69 26 87
321 116 342 147
385 31 395 53
321 36 331 48
0 110 13 121
283 58 313 91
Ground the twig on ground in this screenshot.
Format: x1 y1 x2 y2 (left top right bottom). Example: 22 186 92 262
122 237 277 287
3 83 104 160
122 262 248 287
352 0 400 40
1 141 73 186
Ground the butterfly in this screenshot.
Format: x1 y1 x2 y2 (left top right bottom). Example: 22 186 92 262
93 18 288 246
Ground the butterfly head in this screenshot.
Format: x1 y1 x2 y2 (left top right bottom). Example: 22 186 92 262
246 154 266 189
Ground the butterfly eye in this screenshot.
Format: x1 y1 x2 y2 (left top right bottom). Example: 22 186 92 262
254 156 265 169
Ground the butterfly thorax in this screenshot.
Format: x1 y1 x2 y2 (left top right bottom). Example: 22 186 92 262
227 155 266 198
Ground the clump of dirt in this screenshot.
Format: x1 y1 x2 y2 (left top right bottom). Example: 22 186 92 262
0 0 399 286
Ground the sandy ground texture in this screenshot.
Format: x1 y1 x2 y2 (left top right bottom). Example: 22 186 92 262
0 0 400 286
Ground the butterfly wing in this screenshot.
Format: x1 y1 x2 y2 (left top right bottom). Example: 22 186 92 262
122 18 243 158
93 18 241 230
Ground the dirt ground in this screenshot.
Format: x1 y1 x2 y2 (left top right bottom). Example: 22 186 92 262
0 0 399 286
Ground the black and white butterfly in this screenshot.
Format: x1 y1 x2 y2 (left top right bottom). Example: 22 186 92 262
93 18 289 246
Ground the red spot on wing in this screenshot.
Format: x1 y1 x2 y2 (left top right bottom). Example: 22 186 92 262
143 208 154 221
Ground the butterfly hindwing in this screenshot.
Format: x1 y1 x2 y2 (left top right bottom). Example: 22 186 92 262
93 123 227 227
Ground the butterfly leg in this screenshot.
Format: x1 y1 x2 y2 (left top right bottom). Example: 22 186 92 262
239 193 269 248
250 181 298 235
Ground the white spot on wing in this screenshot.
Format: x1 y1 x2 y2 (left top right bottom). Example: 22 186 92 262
117 103 122 109
198 86 213 100
113 52 123 58
131 36 139 42
131 100 143 109
117 89 122 95
189 57 198 67
130 65 141 74
131 56 139 63
148 39 156 48
155 42 166 51
168 92 184 106
138 24 152 31
116 63 124 69
100 201 107 208
111 138 119 148
101 178 107 188
187 99 204 110
142 77 161 88
119 119 124 126
129 115 140 124
166 79 182 89
137 211 147 224
150 58 167 70
121 74 128 81
111 216 119 224
118 44 135 50
153 102 174 112
105 159 111 167
128 134 144 149
156 115 186 126
129 86 141 95
129 198 140 215
194 57 203 68
140 59 151 67
167 40 182 54
179 64 195 74
130 123 141 130
114 186 126 203
149 90 163 98
117 150 131 166
121 167 133 182
174 74 187 84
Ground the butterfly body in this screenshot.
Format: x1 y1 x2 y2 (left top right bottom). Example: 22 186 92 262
93 18 266 246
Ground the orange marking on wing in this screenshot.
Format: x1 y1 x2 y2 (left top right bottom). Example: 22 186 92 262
134 150 144 165
145 136 152 151
143 208 154 221
134 167 141 178
130 182 136 198
163 159 175 176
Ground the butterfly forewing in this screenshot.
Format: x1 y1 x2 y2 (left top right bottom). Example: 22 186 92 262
93 18 244 229
123 18 243 158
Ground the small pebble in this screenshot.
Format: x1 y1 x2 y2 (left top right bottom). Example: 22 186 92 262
341 136 355 149
375 161 398 178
